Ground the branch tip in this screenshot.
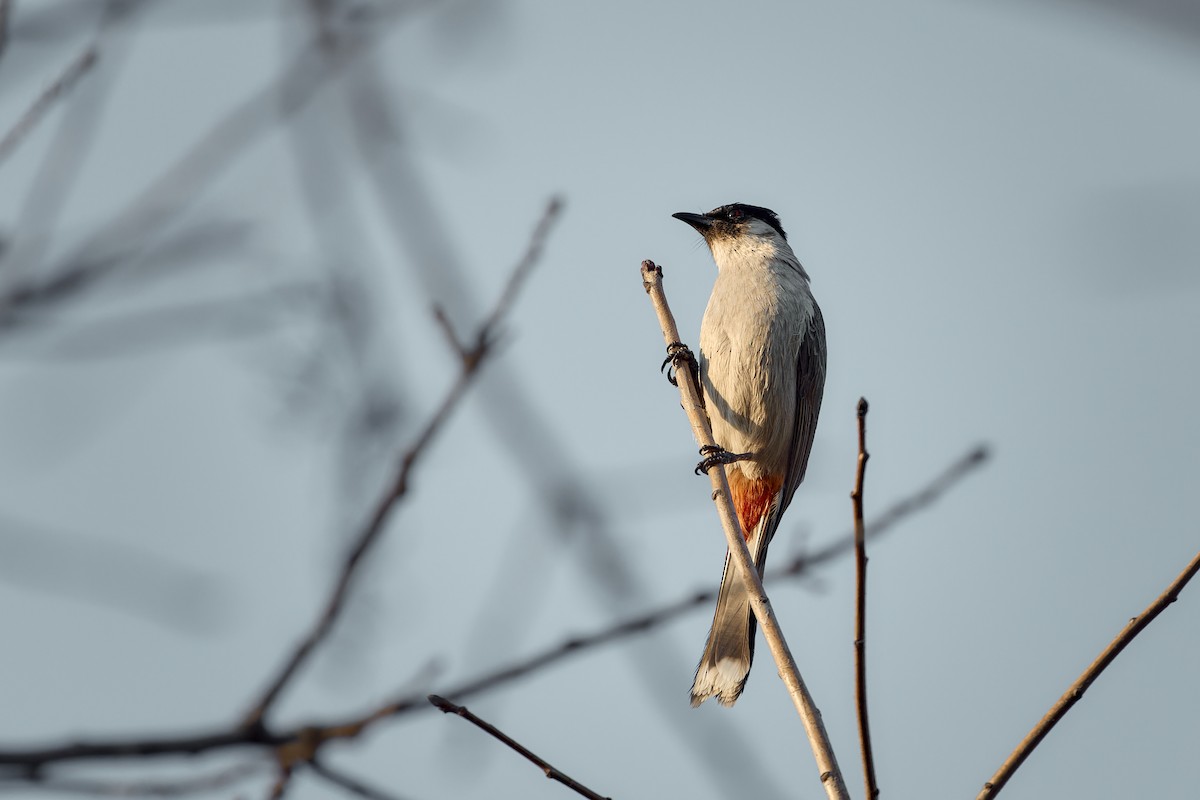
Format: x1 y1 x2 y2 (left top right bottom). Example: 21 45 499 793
429 691 611 800
852 396 879 800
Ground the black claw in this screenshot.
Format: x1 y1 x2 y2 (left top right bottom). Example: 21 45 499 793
694 445 753 475
661 341 698 387
659 354 678 385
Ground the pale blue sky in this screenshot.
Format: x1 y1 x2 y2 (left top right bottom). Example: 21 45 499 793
1 2 1198 798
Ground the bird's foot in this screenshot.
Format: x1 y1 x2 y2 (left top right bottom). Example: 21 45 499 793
661 341 698 387
695 445 753 476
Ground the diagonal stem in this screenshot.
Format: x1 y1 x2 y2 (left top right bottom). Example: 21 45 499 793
429 696 611 800
241 199 562 727
977 549 1200 798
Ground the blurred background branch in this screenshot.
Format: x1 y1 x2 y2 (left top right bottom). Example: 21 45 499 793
0 439 986 787
1 1 1194 799
0 45 96 166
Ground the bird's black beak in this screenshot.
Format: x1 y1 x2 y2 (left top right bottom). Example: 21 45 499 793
672 211 712 233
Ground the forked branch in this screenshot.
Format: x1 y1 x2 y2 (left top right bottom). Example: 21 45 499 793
242 198 563 728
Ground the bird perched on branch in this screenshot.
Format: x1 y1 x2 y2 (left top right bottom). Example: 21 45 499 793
673 203 827 707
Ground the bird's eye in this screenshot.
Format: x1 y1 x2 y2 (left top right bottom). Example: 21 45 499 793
728 208 744 221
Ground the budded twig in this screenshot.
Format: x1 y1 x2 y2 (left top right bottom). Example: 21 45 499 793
851 398 879 799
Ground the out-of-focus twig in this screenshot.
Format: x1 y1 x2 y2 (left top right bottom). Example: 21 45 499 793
0 437 986 777
308 760 410 800
641 259 849 800
336 38 656 639
0 0 10 61
0 280 323 359
0 199 562 791
446 442 990 699
428 695 611 800
977 548 1200 799
0 3 420 325
850 398 879 800
0 511 225 633
241 197 563 728
781 444 990 577
0 46 98 166
0 762 264 797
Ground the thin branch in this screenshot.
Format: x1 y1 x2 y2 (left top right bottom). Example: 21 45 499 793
0 442 986 776
268 764 294 800
640 260 849 800
851 398 879 800
0 728 273 770
4 762 264 796
1 280 323 360
977 549 1200 799
782 444 990 577
241 197 563 728
428 695 611 800
336 40 655 635
445 443 989 699
0 0 10 61
0 3 421 323
432 305 467 359
0 510 223 633
0 46 98 166
308 760 411 800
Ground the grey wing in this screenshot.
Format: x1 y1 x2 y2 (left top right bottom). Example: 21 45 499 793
764 301 827 549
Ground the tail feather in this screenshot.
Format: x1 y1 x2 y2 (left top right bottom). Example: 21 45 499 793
690 549 758 706
690 506 775 707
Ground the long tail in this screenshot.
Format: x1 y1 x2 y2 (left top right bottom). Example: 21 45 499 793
690 497 777 707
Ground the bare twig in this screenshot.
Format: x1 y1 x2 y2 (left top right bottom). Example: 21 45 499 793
782 445 990 577
308 760 411 800
0 688 423 775
432 305 467 359
0 442 986 777
0 510 223 632
0 47 98 166
0 4 419 324
3 762 264 796
428 696 611 800
1 280 323 360
0 727 270 770
268 764 294 800
242 198 563 727
0 0 10 61
440 441 985 701
640 260 849 800
977 549 1200 799
850 398 879 799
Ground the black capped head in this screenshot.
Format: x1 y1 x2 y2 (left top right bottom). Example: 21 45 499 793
672 203 788 242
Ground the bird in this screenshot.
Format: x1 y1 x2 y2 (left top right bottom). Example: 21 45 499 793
673 203 827 707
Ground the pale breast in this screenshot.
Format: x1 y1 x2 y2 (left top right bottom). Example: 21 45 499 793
698 265 812 480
